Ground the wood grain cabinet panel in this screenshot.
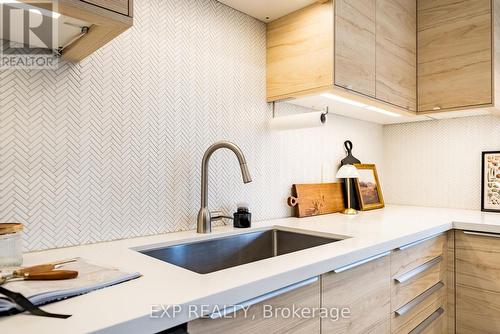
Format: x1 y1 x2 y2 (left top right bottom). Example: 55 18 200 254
390 287 446 334
391 259 446 312
456 230 500 334
418 0 492 112
334 0 376 97
266 0 419 117
390 234 449 334
322 256 391 334
266 1 333 101
391 234 446 278
188 279 320 334
376 0 417 111
82 0 129 15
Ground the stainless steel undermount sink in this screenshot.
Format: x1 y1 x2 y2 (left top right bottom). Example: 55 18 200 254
137 229 342 274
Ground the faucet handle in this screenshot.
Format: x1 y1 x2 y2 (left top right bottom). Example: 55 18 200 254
210 211 233 225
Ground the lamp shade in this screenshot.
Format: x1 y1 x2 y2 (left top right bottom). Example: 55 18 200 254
336 164 360 179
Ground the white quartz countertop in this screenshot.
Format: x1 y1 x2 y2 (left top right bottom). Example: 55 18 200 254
2 205 500 333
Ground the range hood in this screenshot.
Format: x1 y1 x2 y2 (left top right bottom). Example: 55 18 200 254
0 1 91 55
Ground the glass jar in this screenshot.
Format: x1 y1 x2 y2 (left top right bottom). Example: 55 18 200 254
0 223 23 268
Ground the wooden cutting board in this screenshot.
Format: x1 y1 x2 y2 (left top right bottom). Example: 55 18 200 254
287 183 345 218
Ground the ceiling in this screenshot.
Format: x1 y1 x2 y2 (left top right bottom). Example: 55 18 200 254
218 0 317 22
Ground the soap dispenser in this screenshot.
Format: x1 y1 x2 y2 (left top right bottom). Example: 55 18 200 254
233 203 251 228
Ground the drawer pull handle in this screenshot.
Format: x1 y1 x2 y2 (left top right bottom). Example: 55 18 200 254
204 276 318 319
463 231 500 238
394 256 443 284
396 233 442 251
395 282 444 316
333 251 390 273
409 308 444 334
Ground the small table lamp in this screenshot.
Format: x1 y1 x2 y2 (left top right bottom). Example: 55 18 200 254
336 164 360 215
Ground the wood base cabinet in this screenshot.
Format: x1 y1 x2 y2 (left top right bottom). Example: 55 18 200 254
321 255 391 333
390 233 449 334
188 278 321 334
456 230 500 334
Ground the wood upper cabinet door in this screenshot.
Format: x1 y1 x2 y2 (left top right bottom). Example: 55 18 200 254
418 0 492 112
456 230 500 334
188 278 320 334
334 0 376 97
82 0 130 16
322 255 391 333
266 1 333 101
376 0 417 111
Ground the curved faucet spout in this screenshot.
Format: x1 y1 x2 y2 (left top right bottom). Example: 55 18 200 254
197 141 252 233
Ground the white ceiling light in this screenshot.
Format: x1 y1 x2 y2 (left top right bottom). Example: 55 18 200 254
366 106 401 117
321 93 368 108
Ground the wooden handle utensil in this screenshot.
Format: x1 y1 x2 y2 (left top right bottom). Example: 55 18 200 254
0 258 79 285
23 270 78 280
14 264 56 276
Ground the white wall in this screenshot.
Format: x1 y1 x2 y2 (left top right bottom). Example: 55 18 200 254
383 115 500 210
0 0 384 251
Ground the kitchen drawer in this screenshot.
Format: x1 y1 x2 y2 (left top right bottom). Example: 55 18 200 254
322 254 391 334
392 255 445 311
391 234 446 278
412 308 446 334
391 281 446 334
188 278 320 334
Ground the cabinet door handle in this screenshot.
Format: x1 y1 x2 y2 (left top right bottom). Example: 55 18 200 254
409 308 444 334
333 251 390 273
394 256 443 284
395 282 444 316
463 231 500 238
204 276 318 319
396 233 442 251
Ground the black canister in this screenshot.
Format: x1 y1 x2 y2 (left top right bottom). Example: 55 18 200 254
233 205 251 228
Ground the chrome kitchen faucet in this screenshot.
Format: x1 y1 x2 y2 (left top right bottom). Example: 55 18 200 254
197 141 252 234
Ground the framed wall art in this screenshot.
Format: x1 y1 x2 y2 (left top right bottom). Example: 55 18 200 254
482 151 500 212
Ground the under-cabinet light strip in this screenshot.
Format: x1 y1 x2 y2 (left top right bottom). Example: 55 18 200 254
321 93 402 117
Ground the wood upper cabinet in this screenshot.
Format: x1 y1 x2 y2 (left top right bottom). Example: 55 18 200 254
456 230 500 334
334 0 376 97
322 255 391 333
267 0 500 118
418 0 493 112
376 0 417 111
267 1 334 101
266 0 417 117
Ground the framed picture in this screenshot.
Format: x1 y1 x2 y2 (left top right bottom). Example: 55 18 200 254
482 151 500 212
354 164 384 211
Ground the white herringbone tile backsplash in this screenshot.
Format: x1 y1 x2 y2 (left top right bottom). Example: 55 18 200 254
384 115 500 210
0 0 384 251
